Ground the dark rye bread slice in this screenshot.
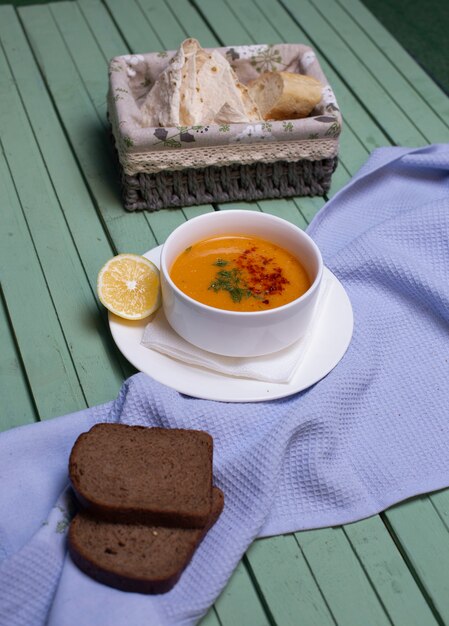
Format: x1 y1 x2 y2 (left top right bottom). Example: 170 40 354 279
69 424 213 528
68 487 224 594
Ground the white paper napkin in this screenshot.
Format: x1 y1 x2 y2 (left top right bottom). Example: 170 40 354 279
141 279 331 384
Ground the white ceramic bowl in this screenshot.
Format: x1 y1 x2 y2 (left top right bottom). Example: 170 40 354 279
160 210 323 357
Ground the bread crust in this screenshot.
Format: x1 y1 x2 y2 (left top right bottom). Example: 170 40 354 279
69 424 213 528
68 487 224 594
247 71 323 121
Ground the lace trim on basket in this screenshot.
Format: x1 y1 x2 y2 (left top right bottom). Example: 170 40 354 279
116 139 339 175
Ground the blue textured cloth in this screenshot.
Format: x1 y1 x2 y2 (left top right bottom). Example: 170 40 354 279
1 144 449 626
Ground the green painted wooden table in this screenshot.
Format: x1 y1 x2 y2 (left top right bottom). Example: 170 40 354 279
1 1 449 624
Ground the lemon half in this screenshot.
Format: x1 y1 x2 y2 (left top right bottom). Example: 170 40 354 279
97 254 161 320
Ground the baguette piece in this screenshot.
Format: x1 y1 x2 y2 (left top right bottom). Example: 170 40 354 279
247 71 322 121
68 487 224 594
69 424 213 528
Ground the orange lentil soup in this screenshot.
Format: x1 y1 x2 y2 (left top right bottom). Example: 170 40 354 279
170 235 311 312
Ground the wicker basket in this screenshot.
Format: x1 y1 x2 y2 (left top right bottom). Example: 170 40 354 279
108 43 342 211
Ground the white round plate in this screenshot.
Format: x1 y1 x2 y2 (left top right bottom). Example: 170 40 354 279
109 246 353 402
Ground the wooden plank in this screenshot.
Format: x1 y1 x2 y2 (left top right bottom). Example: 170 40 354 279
344 516 438 626
257 199 308 230
430 490 449 532
293 196 325 227
296 527 392 626
49 2 110 125
135 0 187 50
253 0 390 153
336 0 449 125
104 0 164 53
0 40 124 408
191 0 249 45
279 0 428 147
183 204 215 219
218 202 261 212
0 291 38 432
247 516 437 626
0 144 84 419
246 535 335 625
77 0 129 59
0 5 134 383
18 3 157 256
307 0 449 143
198 608 222 626
427 486 449 610
325 160 353 199
0 5 113 297
49 1 188 246
165 0 218 49
384 498 449 621
146 209 188 245
213 560 271 626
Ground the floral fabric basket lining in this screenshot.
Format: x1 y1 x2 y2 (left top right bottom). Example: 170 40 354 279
108 43 342 211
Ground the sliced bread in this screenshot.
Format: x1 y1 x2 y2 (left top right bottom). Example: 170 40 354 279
68 487 224 594
247 71 323 121
69 424 213 528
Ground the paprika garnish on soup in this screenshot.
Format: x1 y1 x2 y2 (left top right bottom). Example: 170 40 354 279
169 235 310 312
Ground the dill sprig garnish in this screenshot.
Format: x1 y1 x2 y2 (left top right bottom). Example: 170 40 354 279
213 258 228 267
209 268 252 303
